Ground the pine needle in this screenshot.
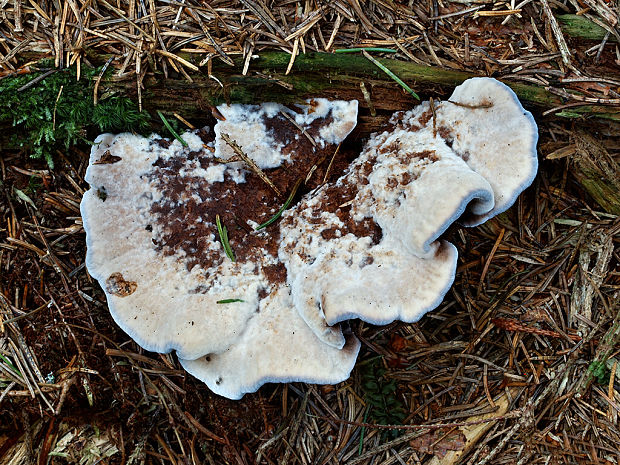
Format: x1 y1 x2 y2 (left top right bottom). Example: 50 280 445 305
362 50 420 100
255 178 303 230
157 110 188 147
358 406 370 456
335 47 397 53
0 353 21 375
216 299 245 304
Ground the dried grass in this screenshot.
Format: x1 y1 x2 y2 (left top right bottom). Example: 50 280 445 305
1 0 620 464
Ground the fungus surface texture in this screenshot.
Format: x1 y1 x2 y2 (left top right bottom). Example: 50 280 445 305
81 78 538 399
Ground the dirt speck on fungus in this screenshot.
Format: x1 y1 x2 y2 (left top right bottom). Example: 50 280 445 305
105 272 138 297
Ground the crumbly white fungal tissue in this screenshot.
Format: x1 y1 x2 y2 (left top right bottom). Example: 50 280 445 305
81 79 538 399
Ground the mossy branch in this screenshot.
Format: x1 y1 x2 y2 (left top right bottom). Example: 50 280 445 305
111 51 620 122
557 14 618 42
571 131 620 215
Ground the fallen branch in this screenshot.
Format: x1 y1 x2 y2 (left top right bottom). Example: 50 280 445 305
12 51 620 124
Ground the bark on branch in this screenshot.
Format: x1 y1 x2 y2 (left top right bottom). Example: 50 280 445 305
93 51 620 123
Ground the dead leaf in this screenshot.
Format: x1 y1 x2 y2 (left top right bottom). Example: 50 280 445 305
410 429 466 458
386 356 409 368
521 307 553 324
389 334 409 352
93 150 122 164
571 81 611 95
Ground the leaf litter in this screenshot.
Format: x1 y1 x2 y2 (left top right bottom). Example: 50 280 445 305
1 0 619 464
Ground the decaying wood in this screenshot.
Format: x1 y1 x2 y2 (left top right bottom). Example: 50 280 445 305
558 14 620 41
572 227 618 396
72 52 620 122
571 131 620 215
570 229 615 334
4 50 620 156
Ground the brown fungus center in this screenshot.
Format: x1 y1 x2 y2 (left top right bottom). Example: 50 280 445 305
145 108 377 287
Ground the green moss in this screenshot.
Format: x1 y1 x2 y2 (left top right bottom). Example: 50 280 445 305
0 64 150 168
359 357 406 438
588 360 610 385
557 14 616 42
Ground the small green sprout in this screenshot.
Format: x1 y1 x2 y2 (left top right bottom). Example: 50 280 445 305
216 214 236 262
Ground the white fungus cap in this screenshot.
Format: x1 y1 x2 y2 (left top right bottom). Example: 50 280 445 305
179 287 361 400
279 78 538 340
81 79 537 399
81 132 266 360
435 78 539 226
81 99 361 397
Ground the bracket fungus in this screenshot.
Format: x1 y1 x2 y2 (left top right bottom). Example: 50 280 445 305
81 78 538 399
279 78 539 338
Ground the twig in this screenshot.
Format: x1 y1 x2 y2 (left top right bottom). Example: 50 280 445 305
546 86 620 105
492 317 582 341
220 133 282 197
52 85 63 131
322 143 342 184
16 69 56 92
93 57 114 105
359 82 376 116
184 412 227 444
539 0 572 66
